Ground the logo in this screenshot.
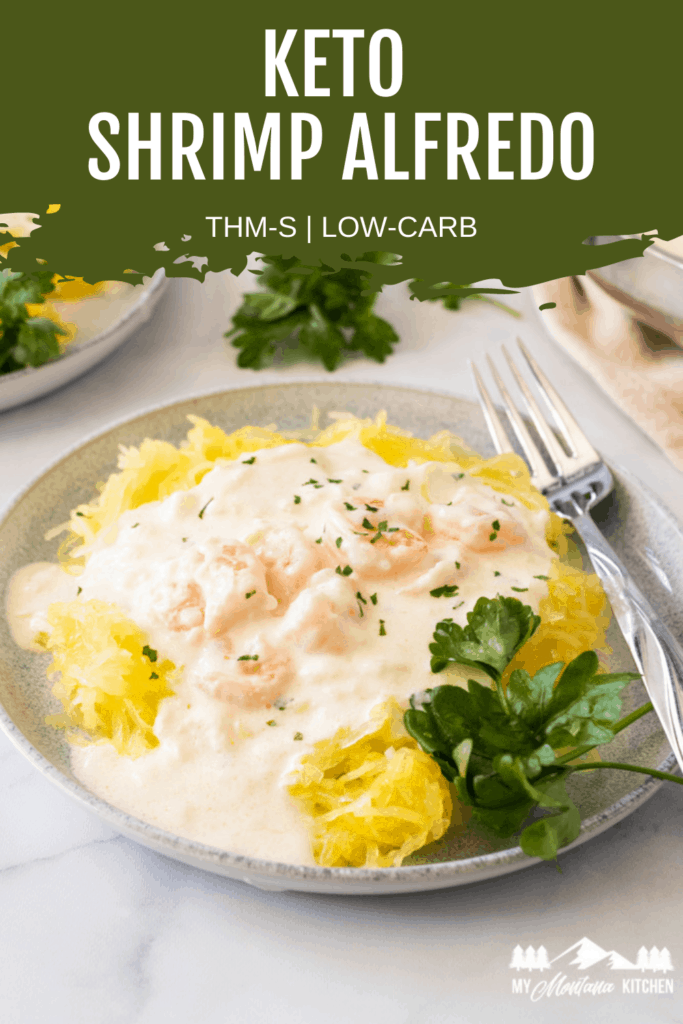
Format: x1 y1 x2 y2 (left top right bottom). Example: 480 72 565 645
508 937 675 1001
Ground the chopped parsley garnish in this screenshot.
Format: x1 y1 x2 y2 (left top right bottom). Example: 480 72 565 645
501 498 514 506
310 458 317 463
361 518 398 544
534 574 550 581
401 480 410 491
149 672 159 680
245 590 256 599
511 586 529 593
132 523 139 529
293 732 304 741
237 654 259 661
76 587 82 595
492 519 501 531
379 619 387 636
335 537 342 548
75 511 86 518
344 502 356 511
327 478 342 484
336 565 353 576
242 456 256 464
365 504 379 512
455 561 461 570
452 601 465 610
198 498 214 519
493 570 501 577
293 495 301 504
456 472 465 479
142 645 158 662
182 537 188 542
303 478 322 488
356 591 367 604
370 593 378 605
266 720 277 727
315 537 322 544
430 584 460 598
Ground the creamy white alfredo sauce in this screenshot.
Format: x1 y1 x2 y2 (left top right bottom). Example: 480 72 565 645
7 438 555 865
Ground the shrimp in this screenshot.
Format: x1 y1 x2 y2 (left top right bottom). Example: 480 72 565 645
151 538 276 642
166 581 205 631
279 568 359 653
427 503 527 553
251 524 326 606
324 498 428 580
425 483 528 553
197 644 294 710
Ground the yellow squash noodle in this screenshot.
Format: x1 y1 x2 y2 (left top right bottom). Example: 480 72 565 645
41 599 175 758
288 699 452 868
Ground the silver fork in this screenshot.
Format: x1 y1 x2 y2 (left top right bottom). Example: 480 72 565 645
472 338 683 772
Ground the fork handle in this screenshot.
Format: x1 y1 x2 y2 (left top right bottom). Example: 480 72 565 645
571 511 683 773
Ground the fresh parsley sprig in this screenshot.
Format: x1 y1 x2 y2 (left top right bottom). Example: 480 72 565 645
225 253 400 371
0 269 66 375
405 595 680 860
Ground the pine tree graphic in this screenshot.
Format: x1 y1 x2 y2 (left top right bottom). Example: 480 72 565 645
524 946 537 970
659 948 674 973
636 946 650 971
649 947 675 973
509 946 526 971
535 946 551 971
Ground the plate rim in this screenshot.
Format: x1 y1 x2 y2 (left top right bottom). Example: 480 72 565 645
0 379 676 887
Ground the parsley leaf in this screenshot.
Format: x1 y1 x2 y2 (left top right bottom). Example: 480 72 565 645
0 269 66 375
405 594 642 860
429 595 540 682
225 253 400 371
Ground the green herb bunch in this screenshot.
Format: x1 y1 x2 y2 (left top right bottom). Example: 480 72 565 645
0 269 66 375
405 595 680 860
225 253 399 371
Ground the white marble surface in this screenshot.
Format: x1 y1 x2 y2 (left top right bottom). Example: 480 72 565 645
2 272 682 1023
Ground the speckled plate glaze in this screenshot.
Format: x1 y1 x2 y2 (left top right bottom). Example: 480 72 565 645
0 382 679 894
0 269 167 413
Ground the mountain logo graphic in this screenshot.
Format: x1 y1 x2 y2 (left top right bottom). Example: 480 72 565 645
509 937 674 973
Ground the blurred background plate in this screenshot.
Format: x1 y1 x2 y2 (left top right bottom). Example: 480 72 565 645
0 269 167 413
0 382 677 894
586 235 683 341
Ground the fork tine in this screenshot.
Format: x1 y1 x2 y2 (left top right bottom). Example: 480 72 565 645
516 338 601 466
502 344 576 479
470 362 515 455
483 356 558 492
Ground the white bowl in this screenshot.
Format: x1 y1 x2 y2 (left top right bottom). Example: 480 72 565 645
0 269 167 413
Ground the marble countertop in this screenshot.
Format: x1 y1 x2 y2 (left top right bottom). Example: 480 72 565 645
2 272 682 1023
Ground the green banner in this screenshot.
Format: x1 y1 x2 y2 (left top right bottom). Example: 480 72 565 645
2 0 680 291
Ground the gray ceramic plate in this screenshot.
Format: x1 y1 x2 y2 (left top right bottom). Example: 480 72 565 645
0 269 167 413
0 382 678 894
